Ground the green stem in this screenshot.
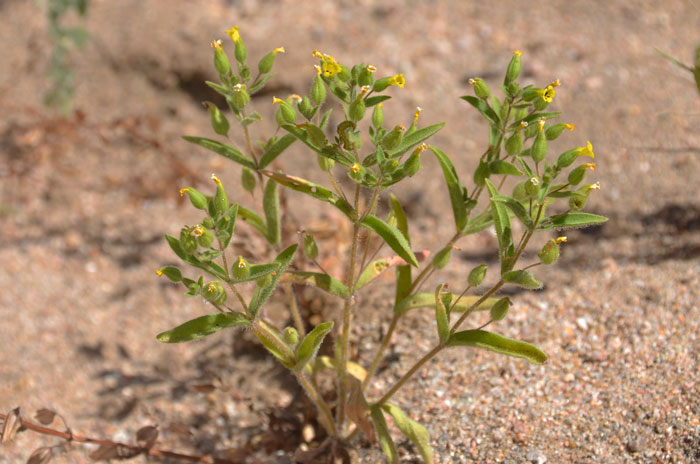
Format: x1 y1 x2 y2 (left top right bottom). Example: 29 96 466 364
362 312 399 390
376 345 443 406
297 371 338 436
284 282 306 338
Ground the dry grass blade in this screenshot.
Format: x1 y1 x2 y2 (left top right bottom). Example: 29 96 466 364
344 377 375 444
34 409 57 426
27 446 54 464
1 407 22 443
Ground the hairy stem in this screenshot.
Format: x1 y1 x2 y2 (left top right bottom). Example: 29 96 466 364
284 282 306 338
296 372 338 436
362 312 399 391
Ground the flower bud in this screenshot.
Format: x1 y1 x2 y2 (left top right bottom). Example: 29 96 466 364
211 40 230 75
568 192 588 211
317 153 334 171
469 77 490 99
490 297 510 321
258 46 284 74
568 163 595 186
531 121 548 163
298 96 314 119
241 167 257 193
347 162 366 183
525 176 540 197
273 97 296 124
202 217 215 229
234 38 247 64
359 64 376 86
233 256 251 280
467 264 488 287
231 83 250 110
156 266 182 282
194 225 214 248
179 187 208 210
432 246 452 270
203 281 227 305
256 272 273 288
337 64 351 82
349 97 366 122
303 232 319 260
283 327 299 346
212 174 229 217
311 74 326 105
504 50 522 86
538 237 564 265
203 101 230 136
505 131 523 156
372 76 392 92
381 125 405 151
371 103 384 128
512 180 528 200
403 144 426 177
545 123 574 141
522 87 540 102
180 227 198 254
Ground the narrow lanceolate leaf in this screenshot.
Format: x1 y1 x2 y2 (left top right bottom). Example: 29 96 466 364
283 271 350 299
394 293 500 316
182 136 256 169
502 269 543 289
221 203 238 249
261 171 354 218
364 95 392 107
389 194 412 303
389 122 445 157
430 146 468 232
538 212 608 230
360 215 419 267
294 321 334 371
460 95 499 125
434 284 450 344
491 194 533 229
489 160 524 176
485 179 514 272
381 403 433 464
252 320 296 368
165 234 186 260
248 244 298 319
165 235 228 280
263 177 281 246
370 406 398 464
259 133 296 169
237 206 268 238
156 312 250 343
447 329 548 364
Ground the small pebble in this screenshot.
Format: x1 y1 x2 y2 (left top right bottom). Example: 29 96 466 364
526 449 547 464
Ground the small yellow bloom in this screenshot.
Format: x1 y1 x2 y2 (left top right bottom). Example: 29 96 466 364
538 118 546 131
226 27 241 43
208 283 217 292
588 182 601 190
350 163 361 173
312 49 324 59
556 236 567 244
468 78 476 85
514 50 523 56
541 85 556 103
367 65 377 72
156 269 164 276
192 226 205 237
577 141 595 158
389 73 405 88
210 39 223 51
211 173 222 185
359 85 371 97
565 123 575 131
549 79 562 88
272 96 283 104
273 47 285 54
233 83 243 92
314 64 322 75
237 256 247 268
414 106 423 124
322 58 342 77
584 163 596 171
291 94 302 103
518 121 529 130
179 188 190 197
530 177 540 185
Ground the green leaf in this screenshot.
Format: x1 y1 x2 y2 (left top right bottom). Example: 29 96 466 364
360 215 418 267
233 263 278 284
365 95 392 107
447 329 548 364
429 146 468 232
491 194 533 229
381 403 433 464
156 312 250 343
389 194 412 304
261 171 354 218
165 234 186 260
355 258 392 291
389 123 445 157
511 111 562 129
434 284 450 344
248 73 275 94
182 136 256 169
220 203 238 249
538 212 608 230
263 177 281 246
502 269 542 289
395 293 499 317
237 206 268 238
370 406 398 464
489 160 524 176
259 134 296 169
247 244 298 319
284 271 350 298
460 96 499 125
485 179 514 272
294 321 334 371
252 320 296 368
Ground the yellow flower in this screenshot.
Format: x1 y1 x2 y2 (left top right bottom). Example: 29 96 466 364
273 47 285 54
350 163 361 173
514 50 523 56
233 83 243 92
321 57 342 77
556 236 567 244
549 79 562 88
211 173 222 185
156 269 164 276
359 85 371 97
530 177 540 185
588 182 601 191
367 65 377 72
192 226 205 237
208 283 217 292
414 107 423 124
179 187 190 197
314 64 322 75
290 94 302 103
389 73 405 88
226 26 241 43
272 96 283 104
583 163 596 171
312 49 324 59
210 39 223 51
538 118 546 131
237 256 247 268
577 141 595 158
541 85 556 102
565 123 575 131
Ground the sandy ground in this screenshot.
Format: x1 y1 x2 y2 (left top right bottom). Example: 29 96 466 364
1 0 699 463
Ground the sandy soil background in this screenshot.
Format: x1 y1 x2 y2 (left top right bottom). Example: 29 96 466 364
1 0 699 463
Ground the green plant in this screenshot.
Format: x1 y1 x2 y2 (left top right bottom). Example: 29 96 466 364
655 44 700 96
40 0 90 113
156 29 607 462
